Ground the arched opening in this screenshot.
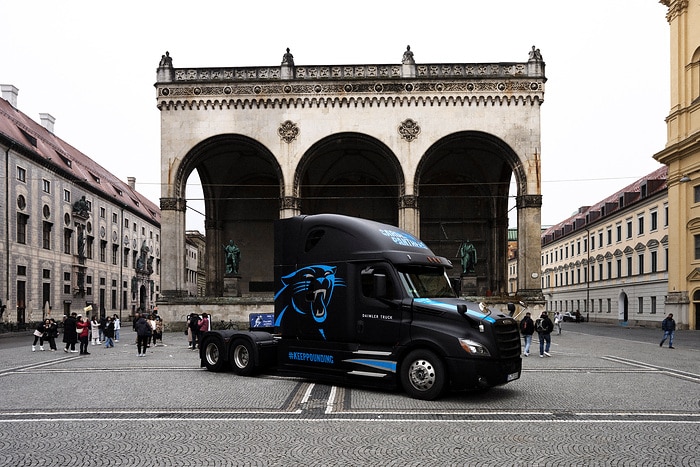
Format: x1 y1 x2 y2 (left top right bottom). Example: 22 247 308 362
296 133 403 226
416 131 524 296
176 135 283 297
692 289 700 330
618 291 629 323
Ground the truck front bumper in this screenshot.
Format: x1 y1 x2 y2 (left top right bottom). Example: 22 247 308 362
445 357 522 390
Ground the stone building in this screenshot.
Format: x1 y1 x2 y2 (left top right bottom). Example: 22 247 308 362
0 86 161 326
155 46 547 323
185 230 206 296
539 167 669 326
654 0 700 329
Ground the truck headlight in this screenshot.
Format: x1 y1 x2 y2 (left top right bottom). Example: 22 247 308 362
458 338 491 356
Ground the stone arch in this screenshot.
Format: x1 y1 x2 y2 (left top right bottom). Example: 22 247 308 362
415 131 528 296
175 134 283 296
294 132 404 226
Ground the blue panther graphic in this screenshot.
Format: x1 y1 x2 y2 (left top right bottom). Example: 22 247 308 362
274 265 345 339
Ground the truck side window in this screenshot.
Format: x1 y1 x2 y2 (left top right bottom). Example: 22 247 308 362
304 229 325 252
360 267 394 299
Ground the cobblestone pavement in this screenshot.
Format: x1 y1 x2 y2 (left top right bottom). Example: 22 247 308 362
0 323 697 466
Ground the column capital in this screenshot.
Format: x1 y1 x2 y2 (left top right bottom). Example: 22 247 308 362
516 194 542 209
160 197 187 212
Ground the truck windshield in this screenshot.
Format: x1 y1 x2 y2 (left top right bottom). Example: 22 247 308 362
397 267 456 298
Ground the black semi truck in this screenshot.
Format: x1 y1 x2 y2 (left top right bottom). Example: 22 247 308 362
199 214 522 400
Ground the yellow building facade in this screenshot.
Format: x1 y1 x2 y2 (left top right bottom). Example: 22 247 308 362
654 0 700 330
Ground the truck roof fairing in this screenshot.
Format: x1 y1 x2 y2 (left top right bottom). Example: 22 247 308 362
275 214 452 268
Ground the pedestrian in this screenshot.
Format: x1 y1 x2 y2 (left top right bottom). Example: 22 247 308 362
535 311 554 357
188 313 200 350
553 312 562 335
147 314 157 347
63 313 79 353
196 313 210 350
134 313 152 357
99 315 107 343
113 314 121 342
47 318 58 351
519 312 535 357
91 316 100 345
77 315 91 355
31 320 48 352
104 316 115 348
659 313 676 349
153 316 164 346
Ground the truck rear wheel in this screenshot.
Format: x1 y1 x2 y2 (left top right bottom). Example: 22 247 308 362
400 349 446 400
203 339 225 372
230 338 255 376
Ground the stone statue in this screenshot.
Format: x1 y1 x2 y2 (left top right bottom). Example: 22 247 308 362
223 239 241 275
282 48 294 66
528 45 543 61
72 196 89 218
136 240 150 272
402 45 415 65
159 51 173 68
458 241 477 274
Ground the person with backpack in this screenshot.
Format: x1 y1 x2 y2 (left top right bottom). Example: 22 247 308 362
535 311 554 358
519 312 535 357
659 313 676 349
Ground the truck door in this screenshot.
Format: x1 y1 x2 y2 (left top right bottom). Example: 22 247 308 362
355 264 401 345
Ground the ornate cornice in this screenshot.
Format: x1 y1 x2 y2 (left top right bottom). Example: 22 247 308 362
516 194 543 209
662 0 688 22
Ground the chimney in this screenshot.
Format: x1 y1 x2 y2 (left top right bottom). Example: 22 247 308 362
39 113 56 133
127 177 136 190
1 84 19 108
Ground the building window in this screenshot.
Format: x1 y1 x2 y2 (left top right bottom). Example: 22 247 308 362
650 211 658 231
606 229 612 245
124 218 129 229
112 213 118 223
63 229 72 254
17 213 28 244
100 207 106 219
626 220 632 239
651 251 658 273
651 296 657 314
64 285 71 294
695 185 700 203
17 265 26 276
627 257 633 276
638 215 644 235
123 249 129 267
112 244 119 265
638 297 644 314
616 259 622 278
43 269 50 279
100 240 107 262
616 224 621 242
64 189 71 203
42 179 51 193
42 221 52 249
87 236 93 259
17 166 26 182
607 261 612 279
638 254 644 275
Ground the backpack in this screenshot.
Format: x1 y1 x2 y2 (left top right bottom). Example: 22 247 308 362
535 318 545 332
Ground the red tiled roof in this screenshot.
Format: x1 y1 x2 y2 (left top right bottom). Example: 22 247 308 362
541 165 667 240
0 96 160 225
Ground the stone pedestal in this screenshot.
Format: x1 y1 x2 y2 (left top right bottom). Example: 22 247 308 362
223 276 242 297
460 275 478 296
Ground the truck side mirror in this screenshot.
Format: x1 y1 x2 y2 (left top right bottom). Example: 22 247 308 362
374 274 387 299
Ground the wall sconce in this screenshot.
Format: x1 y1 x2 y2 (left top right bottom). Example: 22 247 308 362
679 175 691 183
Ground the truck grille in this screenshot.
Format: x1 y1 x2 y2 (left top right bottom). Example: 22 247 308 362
493 319 521 359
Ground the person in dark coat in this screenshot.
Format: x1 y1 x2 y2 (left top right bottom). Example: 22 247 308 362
134 314 152 357
63 313 79 353
535 311 554 358
519 312 535 357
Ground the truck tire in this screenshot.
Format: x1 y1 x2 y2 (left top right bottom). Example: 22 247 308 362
230 338 255 376
202 338 225 372
400 349 446 400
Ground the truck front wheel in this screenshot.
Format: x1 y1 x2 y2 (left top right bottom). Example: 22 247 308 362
230 338 256 376
400 349 446 400
203 339 225 372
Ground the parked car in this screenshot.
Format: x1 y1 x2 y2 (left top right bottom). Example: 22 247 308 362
563 311 584 322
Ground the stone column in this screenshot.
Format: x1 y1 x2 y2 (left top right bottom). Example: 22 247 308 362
398 195 419 237
205 219 223 296
280 196 301 219
159 197 187 298
516 194 545 302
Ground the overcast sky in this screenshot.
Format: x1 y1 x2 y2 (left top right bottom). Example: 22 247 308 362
3 0 669 232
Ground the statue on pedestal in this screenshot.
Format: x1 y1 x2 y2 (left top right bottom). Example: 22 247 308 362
458 241 477 275
223 239 241 276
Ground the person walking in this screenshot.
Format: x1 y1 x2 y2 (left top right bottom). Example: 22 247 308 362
46 318 59 351
188 313 200 350
104 316 115 348
113 314 121 342
196 313 210 350
553 312 562 335
91 316 100 345
519 312 535 357
31 320 48 352
134 313 152 357
535 311 554 358
77 315 91 355
63 313 79 353
153 316 164 346
659 313 676 349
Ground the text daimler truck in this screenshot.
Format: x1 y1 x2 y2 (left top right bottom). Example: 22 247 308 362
199 214 522 400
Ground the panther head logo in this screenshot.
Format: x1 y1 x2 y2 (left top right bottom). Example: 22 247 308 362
274 265 345 339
